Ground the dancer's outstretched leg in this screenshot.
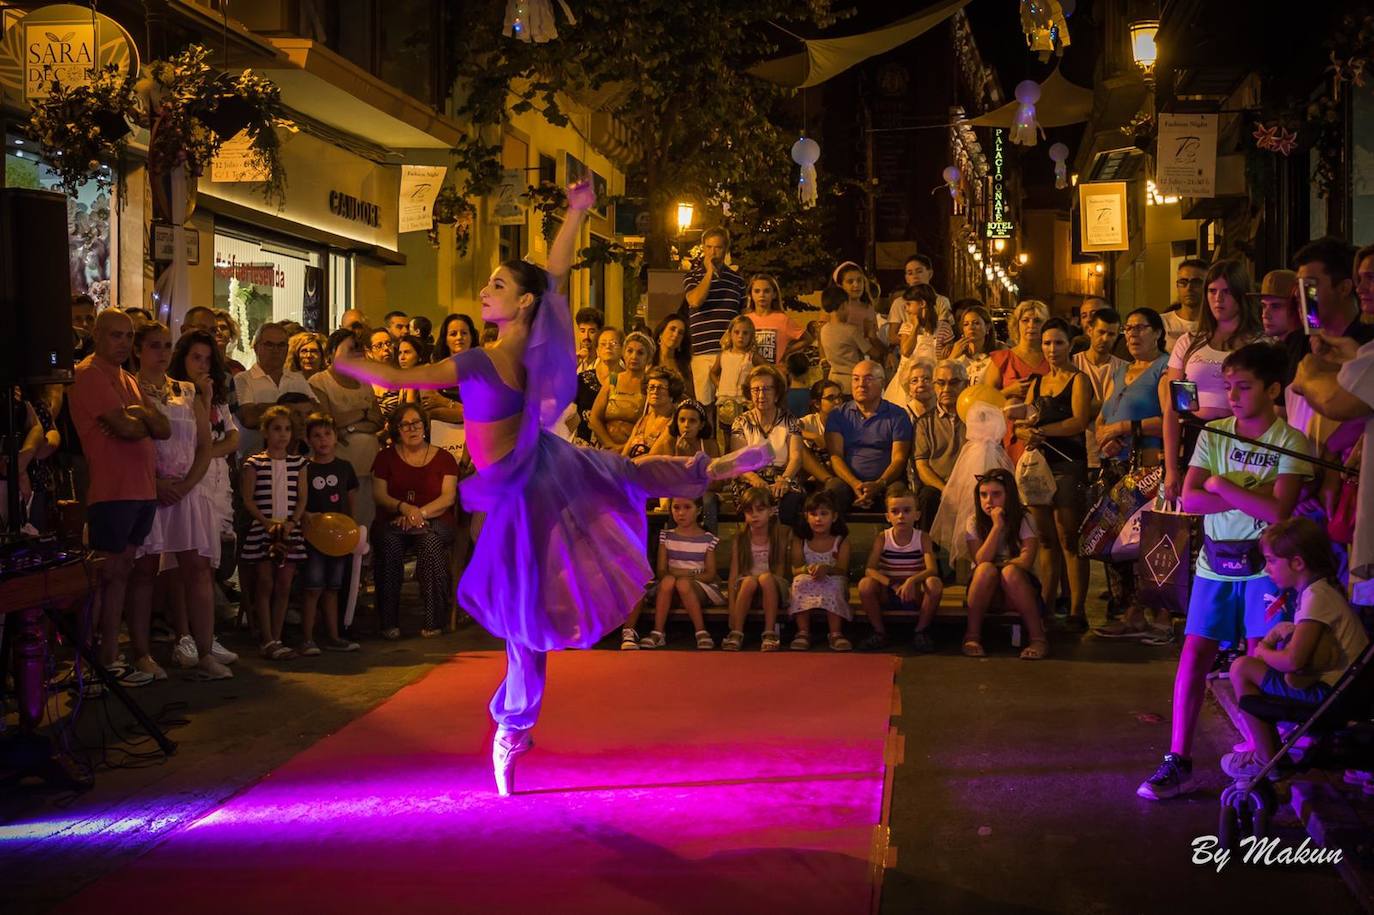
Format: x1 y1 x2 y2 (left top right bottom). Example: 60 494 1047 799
490 641 546 796
628 441 774 499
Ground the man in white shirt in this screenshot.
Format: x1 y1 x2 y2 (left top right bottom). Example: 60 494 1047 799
1161 259 1207 351
233 321 315 457
1072 307 1125 470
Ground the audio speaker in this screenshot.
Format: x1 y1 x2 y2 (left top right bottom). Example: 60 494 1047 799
0 188 74 385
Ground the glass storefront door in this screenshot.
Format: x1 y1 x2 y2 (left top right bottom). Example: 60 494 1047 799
212 227 324 369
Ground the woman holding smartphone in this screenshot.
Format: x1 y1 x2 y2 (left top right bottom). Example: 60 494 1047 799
1159 260 1263 501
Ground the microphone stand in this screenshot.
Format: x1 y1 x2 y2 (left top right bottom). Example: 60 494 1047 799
1178 415 1356 478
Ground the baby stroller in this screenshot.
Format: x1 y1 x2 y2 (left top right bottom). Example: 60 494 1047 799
1218 639 1374 849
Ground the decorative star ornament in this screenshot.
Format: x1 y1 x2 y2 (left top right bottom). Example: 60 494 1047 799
1272 129 1299 156
1252 123 1279 150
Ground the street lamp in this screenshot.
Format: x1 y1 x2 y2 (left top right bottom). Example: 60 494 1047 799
992 238 1007 253
676 202 694 234
1130 19 1159 75
1017 251 1030 266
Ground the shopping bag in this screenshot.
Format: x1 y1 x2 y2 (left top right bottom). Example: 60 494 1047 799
1134 497 1195 617
429 419 466 459
1015 447 1057 506
1079 465 1163 561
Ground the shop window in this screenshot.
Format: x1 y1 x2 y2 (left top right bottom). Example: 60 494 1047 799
4 130 114 308
538 154 557 186
499 224 525 263
320 0 444 107
213 229 323 369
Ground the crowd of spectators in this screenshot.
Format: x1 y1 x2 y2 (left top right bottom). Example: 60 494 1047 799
12 232 1371 805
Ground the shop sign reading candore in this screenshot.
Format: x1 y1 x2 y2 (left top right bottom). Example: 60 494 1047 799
985 128 1013 240
0 4 140 108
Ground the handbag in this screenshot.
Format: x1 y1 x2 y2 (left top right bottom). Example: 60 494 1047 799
1014 447 1057 506
1134 497 1196 617
1079 454 1163 562
1202 536 1264 577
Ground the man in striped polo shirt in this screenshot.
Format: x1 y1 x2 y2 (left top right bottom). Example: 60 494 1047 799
683 227 746 404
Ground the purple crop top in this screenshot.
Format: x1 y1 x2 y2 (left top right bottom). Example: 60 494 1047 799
451 348 525 422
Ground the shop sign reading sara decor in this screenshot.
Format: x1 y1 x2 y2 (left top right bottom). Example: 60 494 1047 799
0 3 138 108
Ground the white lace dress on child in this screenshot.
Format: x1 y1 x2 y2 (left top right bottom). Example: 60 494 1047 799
791 537 850 619
930 402 1012 562
137 380 219 565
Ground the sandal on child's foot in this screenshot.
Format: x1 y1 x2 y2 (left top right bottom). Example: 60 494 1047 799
790 632 811 651
420 628 443 639
620 628 640 650
381 628 402 641
828 632 853 652
760 631 781 652
694 630 715 650
639 630 666 649
260 640 297 661
722 630 744 652
961 638 986 658
299 641 322 657
1019 638 1050 660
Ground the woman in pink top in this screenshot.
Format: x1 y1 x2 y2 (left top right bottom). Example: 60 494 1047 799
985 299 1050 463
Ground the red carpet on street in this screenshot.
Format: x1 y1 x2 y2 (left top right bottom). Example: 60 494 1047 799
70 650 898 915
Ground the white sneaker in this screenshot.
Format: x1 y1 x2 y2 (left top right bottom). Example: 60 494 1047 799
209 638 238 665
172 636 199 669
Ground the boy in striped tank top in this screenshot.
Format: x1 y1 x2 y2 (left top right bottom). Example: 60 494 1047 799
856 484 942 652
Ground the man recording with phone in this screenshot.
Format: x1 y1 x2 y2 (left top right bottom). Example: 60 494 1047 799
683 227 746 405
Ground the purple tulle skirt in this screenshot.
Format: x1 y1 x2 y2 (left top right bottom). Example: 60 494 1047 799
458 430 710 652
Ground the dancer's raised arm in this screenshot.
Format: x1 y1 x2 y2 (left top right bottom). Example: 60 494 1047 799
333 338 458 390
547 179 596 291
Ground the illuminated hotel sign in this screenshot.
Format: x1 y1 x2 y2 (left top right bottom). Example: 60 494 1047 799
985 128 1013 239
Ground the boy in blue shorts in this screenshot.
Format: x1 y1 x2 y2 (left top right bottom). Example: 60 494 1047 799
1138 343 1313 800
299 413 360 655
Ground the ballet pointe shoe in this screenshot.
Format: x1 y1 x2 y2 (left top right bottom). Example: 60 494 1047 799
493 727 534 796
707 441 775 481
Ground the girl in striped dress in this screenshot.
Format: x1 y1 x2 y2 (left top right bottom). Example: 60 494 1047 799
240 405 309 661
627 496 724 650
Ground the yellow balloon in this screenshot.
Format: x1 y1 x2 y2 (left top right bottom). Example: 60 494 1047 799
956 384 1007 423
305 512 361 557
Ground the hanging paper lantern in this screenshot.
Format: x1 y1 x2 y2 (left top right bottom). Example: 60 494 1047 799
941 165 961 197
791 136 821 208
1010 80 1042 147
504 0 577 44
1048 142 1070 188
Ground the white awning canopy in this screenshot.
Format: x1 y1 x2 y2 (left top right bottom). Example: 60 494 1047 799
749 0 970 89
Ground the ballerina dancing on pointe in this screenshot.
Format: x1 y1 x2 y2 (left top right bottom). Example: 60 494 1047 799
335 180 771 794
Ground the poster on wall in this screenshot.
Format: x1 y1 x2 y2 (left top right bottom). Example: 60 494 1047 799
491 168 526 225
399 164 447 233
1155 113 1217 198
302 265 324 330
211 132 271 183
1078 181 1129 252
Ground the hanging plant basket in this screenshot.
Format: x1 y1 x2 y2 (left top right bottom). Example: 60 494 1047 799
27 65 138 199
204 93 255 140
136 45 295 206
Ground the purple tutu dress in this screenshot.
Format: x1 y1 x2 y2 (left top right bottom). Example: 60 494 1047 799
450 272 711 732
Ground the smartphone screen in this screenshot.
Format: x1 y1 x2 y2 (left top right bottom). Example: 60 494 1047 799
1299 277 1322 335
1170 380 1200 414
